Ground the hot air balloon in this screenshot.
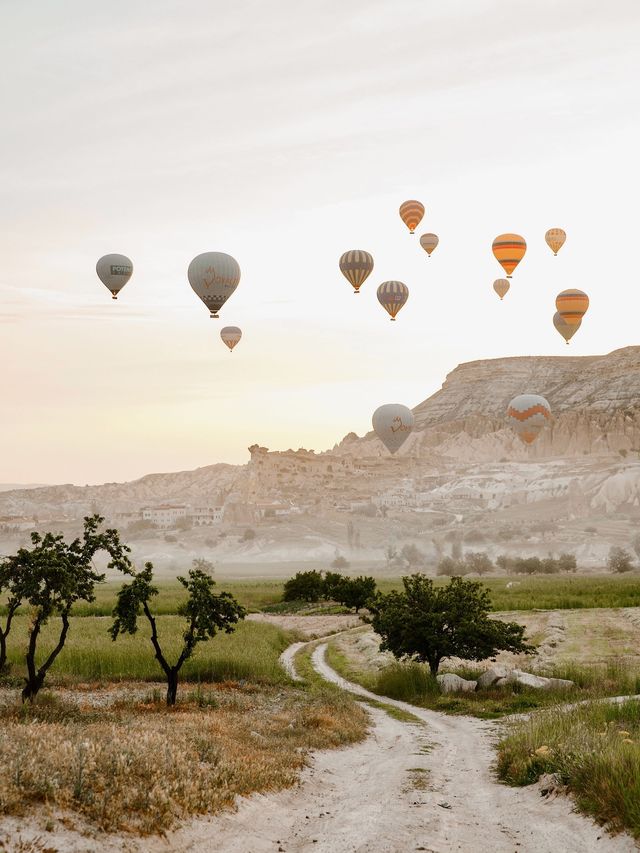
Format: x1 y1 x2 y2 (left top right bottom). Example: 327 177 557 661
492 234 527 278
399 200 425 234
339 250 374 294
507 394 552 445
221 326 242 352
419 233 439 256
553 312 580 344
96 254 133 300
377 281 409 321
188 252 240 318
493 278 510 300
372 404 414 455
556 289 588 326
545 228 566 256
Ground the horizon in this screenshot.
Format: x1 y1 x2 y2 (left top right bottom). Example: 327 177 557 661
3 1 640 485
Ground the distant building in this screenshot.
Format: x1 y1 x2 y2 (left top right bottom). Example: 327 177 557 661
141 505 188 529
191 506 224 525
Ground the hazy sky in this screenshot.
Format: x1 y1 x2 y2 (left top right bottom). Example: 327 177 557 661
2 0 640 485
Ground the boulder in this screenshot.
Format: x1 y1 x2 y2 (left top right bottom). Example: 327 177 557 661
437 673 477 694
476 665 512 690
510 669 574 691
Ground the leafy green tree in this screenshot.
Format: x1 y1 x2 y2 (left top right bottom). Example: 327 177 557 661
557 553 577 573
463 552 493 575
192 557 216 576
0 561 22 673
323 571 344 601
1 515 132 702
335 576 377 612
437 556 464 577
369 574 534 676
607 546 635 574
283 570 325 602
110 564 245 705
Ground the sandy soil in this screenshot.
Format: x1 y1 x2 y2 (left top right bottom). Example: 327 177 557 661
247 612 362 638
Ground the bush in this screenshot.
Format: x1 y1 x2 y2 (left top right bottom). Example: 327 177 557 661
464 552 493 575
608 546 635 574
283 571 325 602
331 554 350 570
374 662 440 703
241 528 256 542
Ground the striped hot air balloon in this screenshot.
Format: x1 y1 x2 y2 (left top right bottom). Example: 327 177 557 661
545 228 566 256
553 312 580 344
399 200 425 234
339 250 374 294
556 289 589 326
507 394 552 445
220 326 242 352
493 278 510 300
419 233 439 256
492 234 527 277
377 281 409 321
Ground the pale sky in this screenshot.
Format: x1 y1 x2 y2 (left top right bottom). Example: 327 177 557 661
2 0 640 485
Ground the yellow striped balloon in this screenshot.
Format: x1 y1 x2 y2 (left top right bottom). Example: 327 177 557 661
339 249 374 294
492 234 527 277
493 278 510 300
377 281 409 321
545 228 566 256
553 311 580 344
419 233 439 256
399 200 425 234
555 289 589 326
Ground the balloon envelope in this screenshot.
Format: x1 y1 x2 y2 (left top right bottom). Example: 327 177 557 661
545 228 566 256
507 394 552 445
339 250 374 293
492 234 526 277
372 404 414 454
96 254 133 300
493 278 510 300
188 252 240 318
419 233 439 256
553 311 580 344
377 281 409 320
399 200 425 234
221 326 242 351
556 289 589 326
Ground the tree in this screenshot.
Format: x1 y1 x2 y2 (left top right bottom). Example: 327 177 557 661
437 556 464 577
283 570 325 602
607 546 634 574
632 533 640 561
110 564 245 705
335 576 377 612
400 543 424 568
557 553 577 573
0 561 22 673
323 571 344 601
331 554 350 570
241 528 256 541
2 515 132 702
463 552 493 575
192 557 216 576
369 574 534 676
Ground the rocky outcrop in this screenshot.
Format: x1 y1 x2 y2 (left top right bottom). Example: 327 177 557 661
437 673 477 693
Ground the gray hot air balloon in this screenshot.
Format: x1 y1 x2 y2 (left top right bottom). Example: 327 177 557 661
372 404 414 454
188 252 241 318
96 254 133 300
221 326 242 352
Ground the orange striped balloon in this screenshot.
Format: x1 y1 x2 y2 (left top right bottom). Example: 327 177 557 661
493 278 510 300
377 281 409 321
399 200 425 234
556 289 589 326
507 394 552 445
545 228 566 256
492 233 527 277
339 249 374 294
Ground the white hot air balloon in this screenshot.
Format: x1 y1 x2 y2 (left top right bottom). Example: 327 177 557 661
221 326 242 352
506 394 552 445
188 252 240 318
96 254 133 300
372 404 414 454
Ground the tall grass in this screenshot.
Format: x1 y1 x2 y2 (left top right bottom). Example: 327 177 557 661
2 617 295 685
497 699 640 837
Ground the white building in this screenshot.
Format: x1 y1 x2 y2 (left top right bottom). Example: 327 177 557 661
142 505 188 529
191 506 224 525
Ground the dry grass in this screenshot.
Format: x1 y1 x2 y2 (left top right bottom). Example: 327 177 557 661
0 684 368 835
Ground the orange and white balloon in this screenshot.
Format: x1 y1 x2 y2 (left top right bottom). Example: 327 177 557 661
221 326 242 352
507 394 552 445
399 200 425 234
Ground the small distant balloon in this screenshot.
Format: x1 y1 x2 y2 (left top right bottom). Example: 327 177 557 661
507 394 552 445
493 279 510 300
221 326 242 352
556 289 589 326
492 234 527 278
399 200 425 234
96 254 133 300
372 404 414 455
553 312 580 344
188 252 240 318
377 281 409 321
545 228 566 256
339 250 374 294
419 233 439 256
